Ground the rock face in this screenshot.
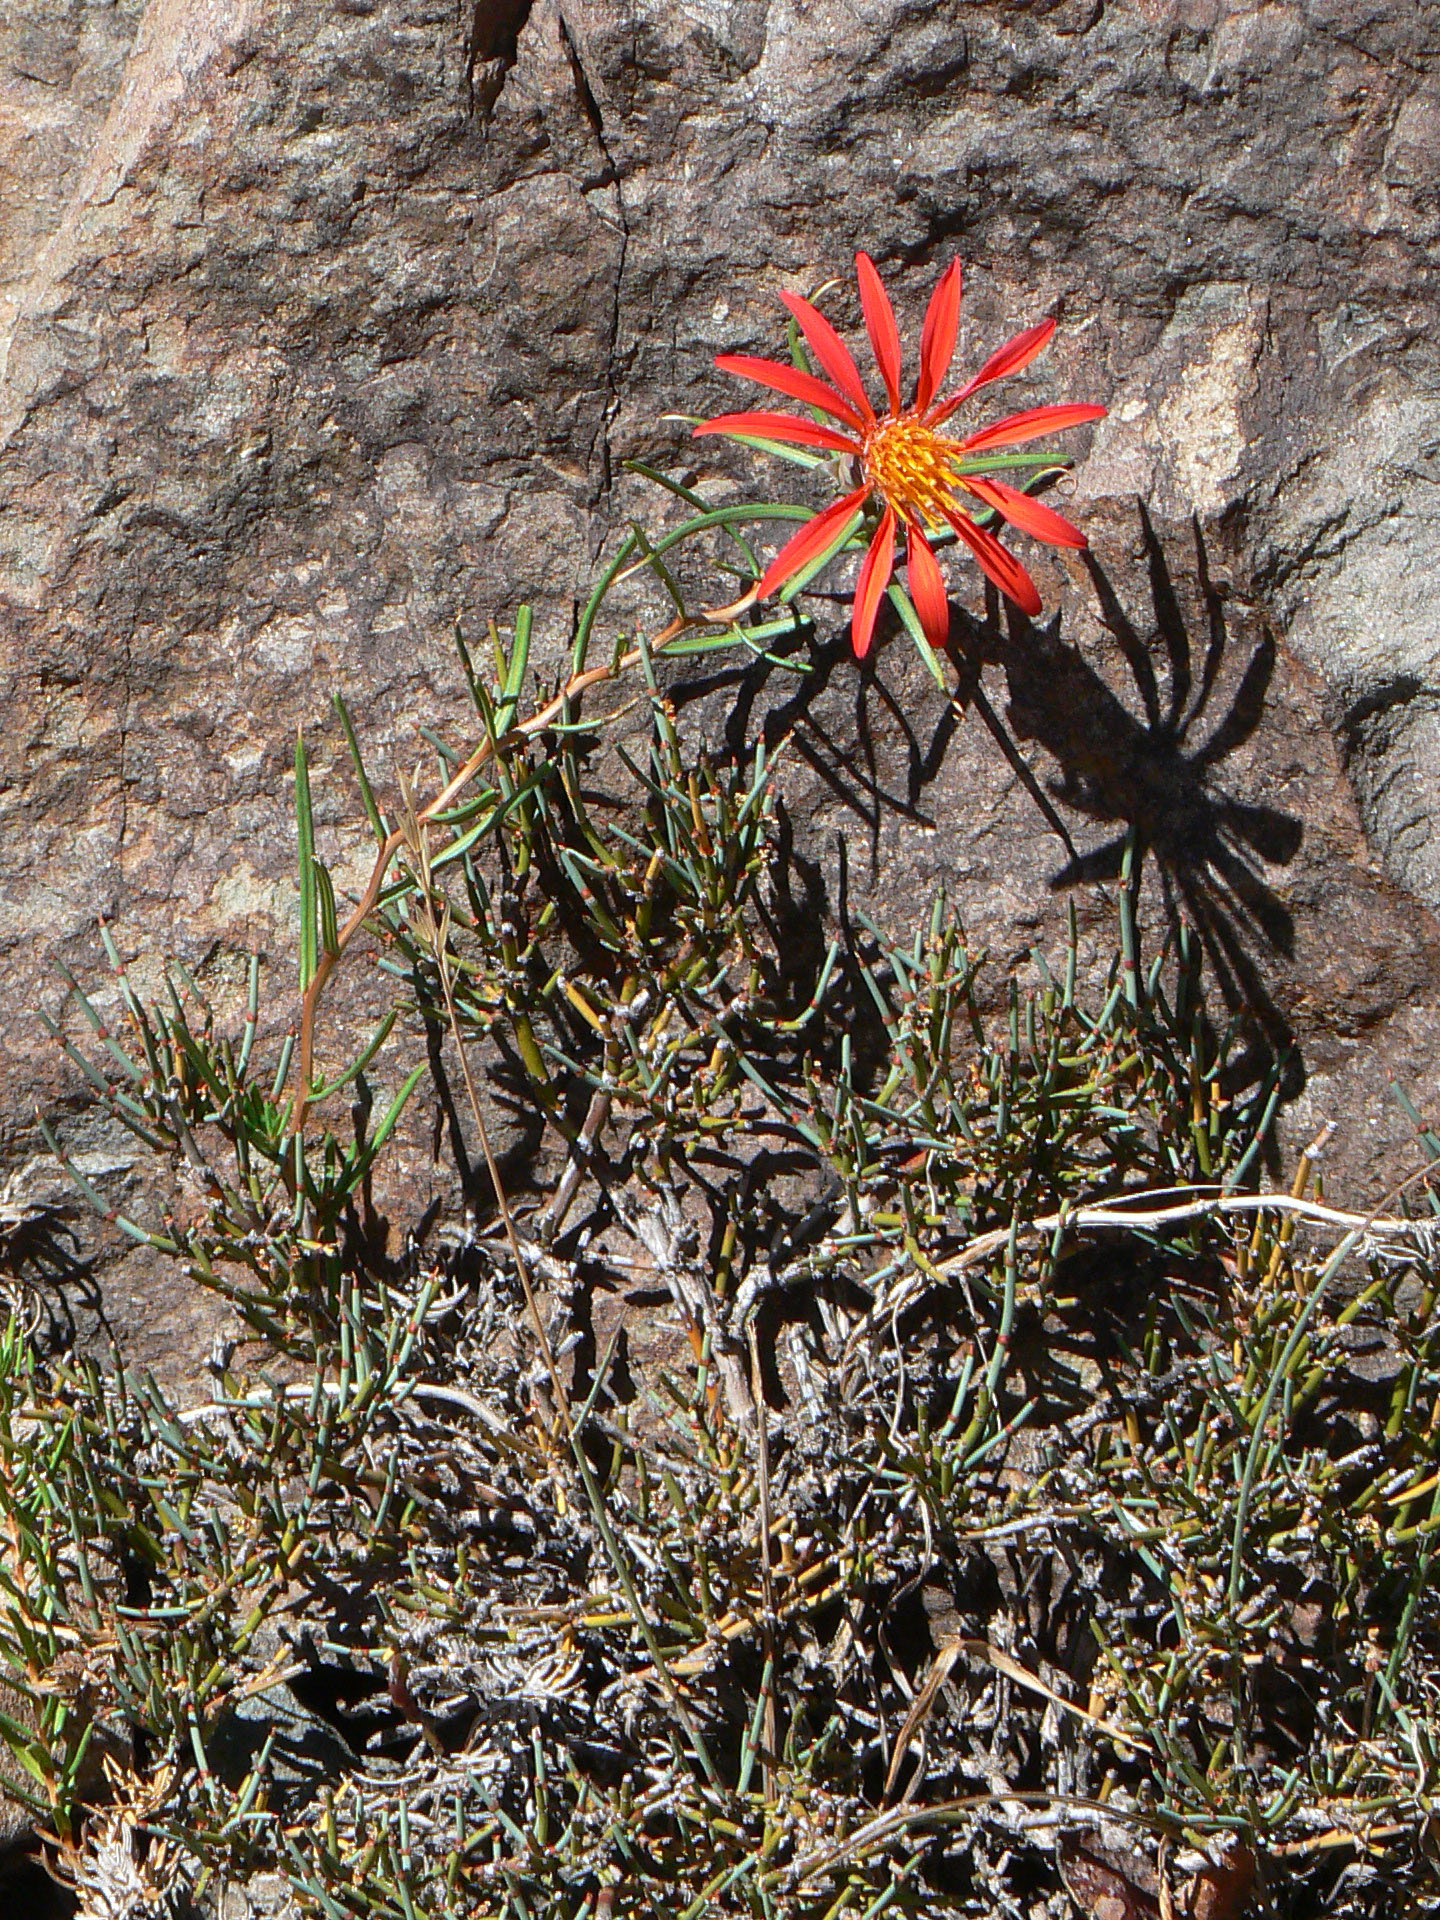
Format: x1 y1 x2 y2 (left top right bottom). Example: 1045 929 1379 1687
2 0 1440 1319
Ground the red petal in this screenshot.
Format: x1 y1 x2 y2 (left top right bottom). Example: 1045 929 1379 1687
941 504 1042 616
756 486 869 598
780 291 876 424
961 476 1088 549
957 402 1107 454
693 410 861 454
915 260 962 414
928 319 1057 425
851 506 896 658
714 353 866 429
856 253 902 413
905 523 951 648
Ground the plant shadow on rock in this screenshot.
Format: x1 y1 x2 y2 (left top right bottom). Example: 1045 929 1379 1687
0 1198 110 1360
676 501 1305 1109
980 505 1303 1093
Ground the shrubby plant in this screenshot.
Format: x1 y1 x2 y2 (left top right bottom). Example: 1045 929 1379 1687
2 262 1437 1920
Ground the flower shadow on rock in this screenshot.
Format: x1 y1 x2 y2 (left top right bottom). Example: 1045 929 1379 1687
971 504 1304 1089
1 1193 109 1355
667 505 1303 1096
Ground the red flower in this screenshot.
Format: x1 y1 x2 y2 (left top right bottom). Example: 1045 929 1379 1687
694 255 1106 658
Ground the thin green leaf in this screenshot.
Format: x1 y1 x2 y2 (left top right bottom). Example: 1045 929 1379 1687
332 693 388 848
310 1010 399 1104
888 581 949 690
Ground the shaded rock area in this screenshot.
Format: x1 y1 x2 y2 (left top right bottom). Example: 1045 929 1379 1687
2 0 1440 1368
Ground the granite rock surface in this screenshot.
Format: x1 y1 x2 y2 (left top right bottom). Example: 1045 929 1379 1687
1 0 1439 1357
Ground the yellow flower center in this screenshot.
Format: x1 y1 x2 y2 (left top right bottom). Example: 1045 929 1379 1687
861 413 962 528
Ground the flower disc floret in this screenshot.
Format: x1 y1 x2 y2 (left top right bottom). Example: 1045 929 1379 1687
862 414 964 531
695 253 1106 658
